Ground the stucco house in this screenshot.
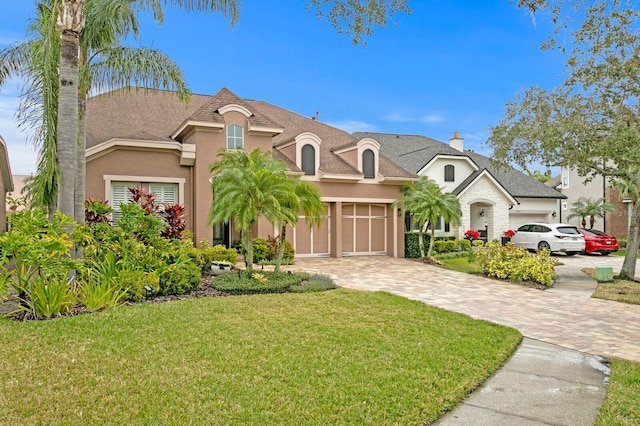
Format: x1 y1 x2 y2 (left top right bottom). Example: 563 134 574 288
0 135 14 232
85 88 415 258
547 167 629 238
353 132 567 241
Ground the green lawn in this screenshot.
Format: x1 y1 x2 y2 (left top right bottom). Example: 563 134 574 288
0 289 521 425
596 359 640 425
438 256 483 274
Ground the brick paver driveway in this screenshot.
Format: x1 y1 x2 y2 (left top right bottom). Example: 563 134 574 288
288 256 640 362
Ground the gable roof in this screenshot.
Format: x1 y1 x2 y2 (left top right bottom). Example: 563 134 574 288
354 132 565 199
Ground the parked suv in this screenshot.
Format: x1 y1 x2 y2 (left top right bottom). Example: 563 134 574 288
511 223 585 255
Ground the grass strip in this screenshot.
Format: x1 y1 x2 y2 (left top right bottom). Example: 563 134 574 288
584 268 640 305
596 359 640 425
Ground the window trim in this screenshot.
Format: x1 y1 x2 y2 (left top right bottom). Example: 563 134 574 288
104 175 185 206
295 132 321 177
444 164 455 182
227 124 244 150
301 144 316 175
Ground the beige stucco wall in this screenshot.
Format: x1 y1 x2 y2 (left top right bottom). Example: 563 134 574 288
86 147 193 230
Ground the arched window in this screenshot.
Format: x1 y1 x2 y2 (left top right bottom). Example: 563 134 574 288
227 124 243 150
363 149 375 178
301 144 316 175
444 164 455 182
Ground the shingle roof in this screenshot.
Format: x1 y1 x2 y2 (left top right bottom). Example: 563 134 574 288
245 101 414 179
86 88 212 148
354 132 565 199
86 88 413 179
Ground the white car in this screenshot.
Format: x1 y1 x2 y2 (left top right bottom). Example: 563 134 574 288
511 223 585 256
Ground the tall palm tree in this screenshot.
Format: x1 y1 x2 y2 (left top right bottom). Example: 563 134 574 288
0 0 240 219
56 0 85 220
395 176 461 258
273 179 325 272
209 149 296 272
567 197 616 229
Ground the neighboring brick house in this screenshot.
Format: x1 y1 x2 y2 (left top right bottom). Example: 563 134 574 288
354 132 567 241
85 88 415 257
548 167 630 238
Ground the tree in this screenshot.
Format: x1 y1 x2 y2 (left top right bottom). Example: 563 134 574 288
527 169 552 183
395 176 461 258
566 197 616 229
1 0 239 218
209 149 297 272
306 0 410 45
488 1 640 278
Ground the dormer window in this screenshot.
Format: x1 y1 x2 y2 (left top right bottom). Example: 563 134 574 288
363 149 375 178
444 164 455 182
227 124 243 150
301 144 316 175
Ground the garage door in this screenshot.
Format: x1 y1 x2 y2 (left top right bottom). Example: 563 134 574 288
342 203 387 256
289 207 330 257
510 213 549 229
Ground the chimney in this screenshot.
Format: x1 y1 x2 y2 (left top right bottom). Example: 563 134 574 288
449 131 464 152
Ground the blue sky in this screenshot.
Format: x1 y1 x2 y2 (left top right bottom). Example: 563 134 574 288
0 0 566 175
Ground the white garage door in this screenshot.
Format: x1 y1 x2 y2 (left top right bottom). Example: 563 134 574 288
510 213 549 229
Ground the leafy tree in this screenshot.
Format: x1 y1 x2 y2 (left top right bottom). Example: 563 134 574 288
209 149 297 272
527 169 552 183
566 197 616 229
489 0 640 278
306 0 410 45
1 0 237 218
395 176 461 258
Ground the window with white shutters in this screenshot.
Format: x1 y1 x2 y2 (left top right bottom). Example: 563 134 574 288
149 183 178 205
110 181 137 221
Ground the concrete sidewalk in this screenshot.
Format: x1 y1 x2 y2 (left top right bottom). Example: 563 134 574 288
434 339 610 425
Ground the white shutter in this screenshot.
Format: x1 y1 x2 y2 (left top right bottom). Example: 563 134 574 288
110 182 137 221
149 183 178 205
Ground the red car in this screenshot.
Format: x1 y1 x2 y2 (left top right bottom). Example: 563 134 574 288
579 229 619 255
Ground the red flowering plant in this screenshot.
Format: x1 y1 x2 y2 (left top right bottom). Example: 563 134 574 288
464 230 480 240
503 229 515 238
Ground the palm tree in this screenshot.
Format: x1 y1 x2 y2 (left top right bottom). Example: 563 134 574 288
395 176 461 258
209 149 296 272
273 179 325 272
0 0 240 219
567 197 616 229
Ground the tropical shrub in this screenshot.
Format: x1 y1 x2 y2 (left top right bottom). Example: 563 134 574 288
77 273 127 312
159 203 187 240
0 209 79 303
85 198 112 225
464 229 480 240
15 276 76 319
458 239 471 252
470 241 556 286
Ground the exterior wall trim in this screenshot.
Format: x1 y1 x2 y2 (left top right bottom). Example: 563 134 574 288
418 154 478 176
103 174 186 205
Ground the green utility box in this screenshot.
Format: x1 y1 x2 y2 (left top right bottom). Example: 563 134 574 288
595 265 613 283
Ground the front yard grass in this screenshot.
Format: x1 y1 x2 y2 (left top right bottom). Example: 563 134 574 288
0 289 521 425
584 268 640 305
438 256 483 274
596 359 640 425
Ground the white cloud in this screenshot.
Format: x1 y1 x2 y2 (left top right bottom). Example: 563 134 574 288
0 82 38 175
420 113 446 124
385 111 447 125
325 120 379 134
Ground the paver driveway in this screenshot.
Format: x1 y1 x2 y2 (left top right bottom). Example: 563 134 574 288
288 256 640 362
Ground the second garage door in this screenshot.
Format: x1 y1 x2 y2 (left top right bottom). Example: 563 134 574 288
342 203 387 256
